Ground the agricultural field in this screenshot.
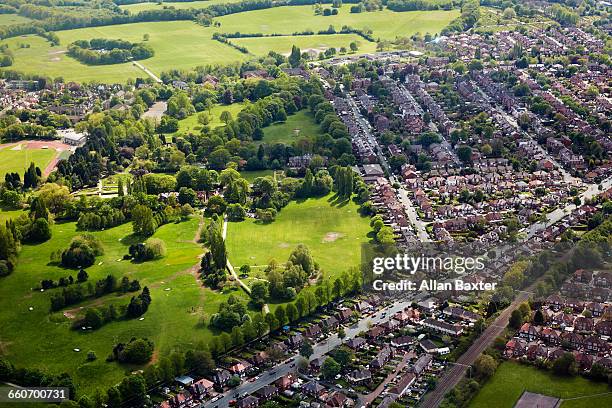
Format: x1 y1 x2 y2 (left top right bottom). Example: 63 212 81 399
217 6 460 40
260 109 322 145
226 194 371 280
233 33 377 56
174 102 245 135
0 143 58 178
0 217 247 395
0 21 247 83
469 362 612 408
119 0 236 13
0 14 33 27
0 7 458 83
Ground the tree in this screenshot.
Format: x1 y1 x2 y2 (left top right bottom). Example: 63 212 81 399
321 357 341 379
300 342 313 359
106 386 122 408
533 309 544 325
132 205 156 236
349 42 358 52
274 305 287 327
289 45 302 68
338 327 346 339
119 338 154 364
509 309 523 329
118 374 147 407
220 110 233 124
474 354 497 379
250 281 268 308
552 352 577 376
286 303 299 323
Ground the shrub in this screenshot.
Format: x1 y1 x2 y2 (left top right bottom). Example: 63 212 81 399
61 235 103 268
128 239 166 262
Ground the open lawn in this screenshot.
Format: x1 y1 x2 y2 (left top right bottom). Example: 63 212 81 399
226 194 371 280
0 14 33 26
469 362 612 408
240 169 277 183
233 33 376 56
0 145 57 178
0 209 25 223
260 110 321 145
174 102 245 135
0 217 248 395
0 21 247 83
217 6 460 40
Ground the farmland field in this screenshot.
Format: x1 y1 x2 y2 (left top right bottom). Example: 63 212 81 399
0 21 247 83
260 110 322 145
226 194 371 279
469 361 612 408
0 7 458 82
0 14 33 26
120 0 236 13
233 33 376 56
0 217 249 395
0 144 57 178
217 6 460 40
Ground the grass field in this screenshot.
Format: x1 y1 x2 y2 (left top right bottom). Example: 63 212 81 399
260 110 322 145
0 21 247 83
233 33 376 56
226 194 371 279
120 0 236 13
174 102 245 135
217 6 460 40
469 362 612 408
0 217 252 395
0 14 33 26
0 145 57 178
1 6 457 82
240 169 277 183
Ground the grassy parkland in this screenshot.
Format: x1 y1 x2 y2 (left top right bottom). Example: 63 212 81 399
226 194 371 281
259 110 321 145
469 361 612 408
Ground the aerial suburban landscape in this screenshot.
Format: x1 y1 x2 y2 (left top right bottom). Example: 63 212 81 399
0 0 610 407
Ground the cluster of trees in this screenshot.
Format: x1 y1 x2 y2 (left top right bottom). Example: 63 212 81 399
0 358 76 401
77 207 126 231
109 337 154 365
200 217 227 288
59 234 104 268
49 274 138 311
40 268 88 290
0 44 13 67
550 4 579 26
209 294 249 331
0 222 19 276
442 0 480 34
68 38 154 65
128 238 167 262
333 166 354 197
387 0 454 12
264 244 318 301
126 286 152 318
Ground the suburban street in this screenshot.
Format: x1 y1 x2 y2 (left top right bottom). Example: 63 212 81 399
419 288 532 408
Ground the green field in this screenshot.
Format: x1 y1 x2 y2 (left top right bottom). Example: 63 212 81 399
226 194 371 279
217 6 460 40
174 102 245 135
260 110 322 145
240 169 277 183
0 217 252 395
0 21 248 83
1 7 457 82
120 0 235 13
233 33 376 56
0 145 57 178
469 362 612 408
0 14 33 26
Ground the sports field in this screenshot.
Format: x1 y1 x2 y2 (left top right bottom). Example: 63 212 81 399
469 361 612 408
260 109 321 145
233 33 376 57
0 143 58 178
217 6 459 40
0 217 249 394
226 194 371 278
